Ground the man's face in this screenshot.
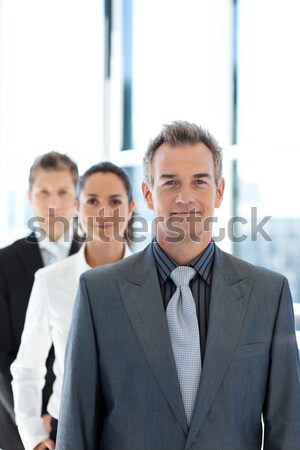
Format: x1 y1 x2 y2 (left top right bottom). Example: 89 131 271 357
28 169 76 239
142 143 224 245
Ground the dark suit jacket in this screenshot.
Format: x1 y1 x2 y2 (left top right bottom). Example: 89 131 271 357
57 244 300 450
0 232 81 450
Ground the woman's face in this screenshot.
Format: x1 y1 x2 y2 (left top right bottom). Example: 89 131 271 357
77 172 135 243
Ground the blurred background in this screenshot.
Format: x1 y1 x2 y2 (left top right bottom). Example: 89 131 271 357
0 0 299 342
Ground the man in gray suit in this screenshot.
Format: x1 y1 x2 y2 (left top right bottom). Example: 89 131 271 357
57 121 300 450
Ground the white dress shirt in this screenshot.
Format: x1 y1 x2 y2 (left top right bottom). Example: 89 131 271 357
11 243 132 450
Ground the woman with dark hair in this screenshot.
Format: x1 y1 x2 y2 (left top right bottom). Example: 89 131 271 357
11 162 136 450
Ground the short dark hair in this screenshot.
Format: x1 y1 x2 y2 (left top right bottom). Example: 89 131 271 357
78 161 135 247
29 151 78 188
143 120 223 186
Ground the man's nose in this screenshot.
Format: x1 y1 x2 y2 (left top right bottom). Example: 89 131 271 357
175 186 195 204
47 194 61 208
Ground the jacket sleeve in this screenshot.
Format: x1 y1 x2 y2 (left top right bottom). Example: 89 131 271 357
263 277 300 450
0 262 16 420
11 270 52 450
56 273 104 450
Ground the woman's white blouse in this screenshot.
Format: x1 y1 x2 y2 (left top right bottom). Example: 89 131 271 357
11 244 132 450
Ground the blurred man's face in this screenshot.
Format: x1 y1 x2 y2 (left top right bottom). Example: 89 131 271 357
28 169 76 241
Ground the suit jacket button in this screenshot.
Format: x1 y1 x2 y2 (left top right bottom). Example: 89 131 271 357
189 442 196 448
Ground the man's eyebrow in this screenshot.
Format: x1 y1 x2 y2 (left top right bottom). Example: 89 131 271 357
192 173 212 179
159 174 177 179
159 173 212 179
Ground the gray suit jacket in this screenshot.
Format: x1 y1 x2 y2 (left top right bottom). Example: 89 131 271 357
56 244 300 450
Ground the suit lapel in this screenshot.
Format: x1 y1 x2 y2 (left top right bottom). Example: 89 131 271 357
20 233 80 281
20 233 44 281
118 245 189 435
118 245 253 439
188 247 253 440
69 236 82 256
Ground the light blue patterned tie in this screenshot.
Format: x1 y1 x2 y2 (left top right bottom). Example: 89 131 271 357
43 248 57 265
166 266 201 426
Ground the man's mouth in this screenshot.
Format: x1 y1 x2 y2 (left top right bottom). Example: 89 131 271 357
171 211 201 216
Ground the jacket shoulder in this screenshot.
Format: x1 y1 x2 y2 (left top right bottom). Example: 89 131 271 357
215 246 287 285
0 235 42 283
35 251 79 281
0 236 30 260
83 250 143 282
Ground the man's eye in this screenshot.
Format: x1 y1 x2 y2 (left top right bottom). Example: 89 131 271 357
164 180 176 186
195 179 206 185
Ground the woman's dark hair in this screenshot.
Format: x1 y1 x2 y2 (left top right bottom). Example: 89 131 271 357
78 161 135 247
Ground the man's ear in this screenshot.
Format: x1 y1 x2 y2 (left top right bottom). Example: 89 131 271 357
142 180 154 210
72 196 78 210
74 198 79 215
27 190 32 206
215 177 225 208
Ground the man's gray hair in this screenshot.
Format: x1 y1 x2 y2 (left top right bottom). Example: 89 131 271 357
143 121 223 187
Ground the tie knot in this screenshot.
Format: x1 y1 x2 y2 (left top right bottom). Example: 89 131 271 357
170 266 197 287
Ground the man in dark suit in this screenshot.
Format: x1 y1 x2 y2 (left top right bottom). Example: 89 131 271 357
57 122 300 450
0 152 81 450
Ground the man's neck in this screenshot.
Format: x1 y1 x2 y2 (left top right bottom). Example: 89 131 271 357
156 234 212 265
38 223 71 243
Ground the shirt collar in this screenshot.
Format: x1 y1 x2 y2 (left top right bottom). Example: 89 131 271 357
76 244 92 280
37 234 71 258
77 242 133 280
35 225 73 257
152 239 215 285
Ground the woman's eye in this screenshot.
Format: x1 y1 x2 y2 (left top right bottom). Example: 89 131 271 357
111 199 122 206
87 198 98 205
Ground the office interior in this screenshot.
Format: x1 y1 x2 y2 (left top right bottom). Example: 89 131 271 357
0 0 299 346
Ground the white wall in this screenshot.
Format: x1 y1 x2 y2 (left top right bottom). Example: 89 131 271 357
0 0 104 245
